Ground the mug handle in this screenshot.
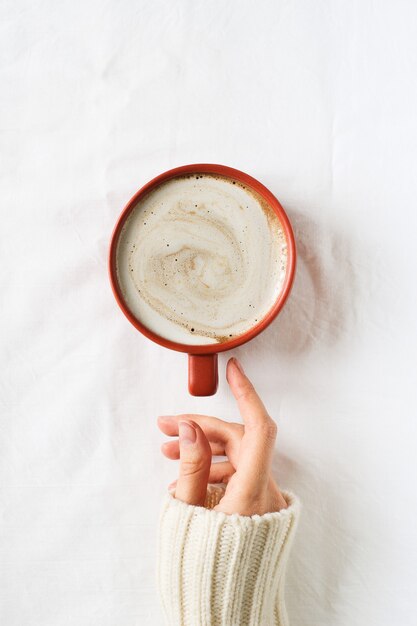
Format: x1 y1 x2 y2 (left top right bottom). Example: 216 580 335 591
188 354 218 396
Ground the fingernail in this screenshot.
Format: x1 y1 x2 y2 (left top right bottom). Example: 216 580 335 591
233 357 245 375
179 421 196 445
168 481 176 490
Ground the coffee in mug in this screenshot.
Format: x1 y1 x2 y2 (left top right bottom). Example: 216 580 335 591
109 164 296 396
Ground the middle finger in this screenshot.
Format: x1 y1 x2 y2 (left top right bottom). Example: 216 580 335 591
158 414 243 444
161 439 226 459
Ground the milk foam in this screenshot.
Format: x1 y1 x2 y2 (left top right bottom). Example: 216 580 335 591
116 174 287 345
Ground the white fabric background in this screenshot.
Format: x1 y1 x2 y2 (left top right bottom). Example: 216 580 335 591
1 1 416 624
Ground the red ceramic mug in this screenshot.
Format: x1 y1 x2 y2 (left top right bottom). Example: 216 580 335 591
108 163 296 396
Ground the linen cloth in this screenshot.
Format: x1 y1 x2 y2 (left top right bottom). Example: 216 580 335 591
1 1 417 625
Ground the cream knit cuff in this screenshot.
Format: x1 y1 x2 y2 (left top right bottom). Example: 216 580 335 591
157 485 300 626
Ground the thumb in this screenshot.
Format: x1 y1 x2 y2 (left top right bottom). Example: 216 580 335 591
174 420 211 506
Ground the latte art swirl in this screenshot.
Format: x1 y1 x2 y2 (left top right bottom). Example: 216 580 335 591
116 174 287 345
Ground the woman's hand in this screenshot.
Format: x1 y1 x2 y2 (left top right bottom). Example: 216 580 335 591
157 357 287 516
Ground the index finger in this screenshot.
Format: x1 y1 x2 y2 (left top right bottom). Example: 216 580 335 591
226 358 277 492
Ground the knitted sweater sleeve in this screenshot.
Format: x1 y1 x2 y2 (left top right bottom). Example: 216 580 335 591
156 484 300 626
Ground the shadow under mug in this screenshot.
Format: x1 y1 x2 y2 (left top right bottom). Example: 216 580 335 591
108 163 296 396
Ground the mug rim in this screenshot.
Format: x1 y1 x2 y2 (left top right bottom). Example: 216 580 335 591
108 163 296 355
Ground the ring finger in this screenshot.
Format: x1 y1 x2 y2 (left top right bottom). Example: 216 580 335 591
161 439 226 459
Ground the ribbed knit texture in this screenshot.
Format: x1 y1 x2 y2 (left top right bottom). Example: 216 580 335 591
157 485 300 626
